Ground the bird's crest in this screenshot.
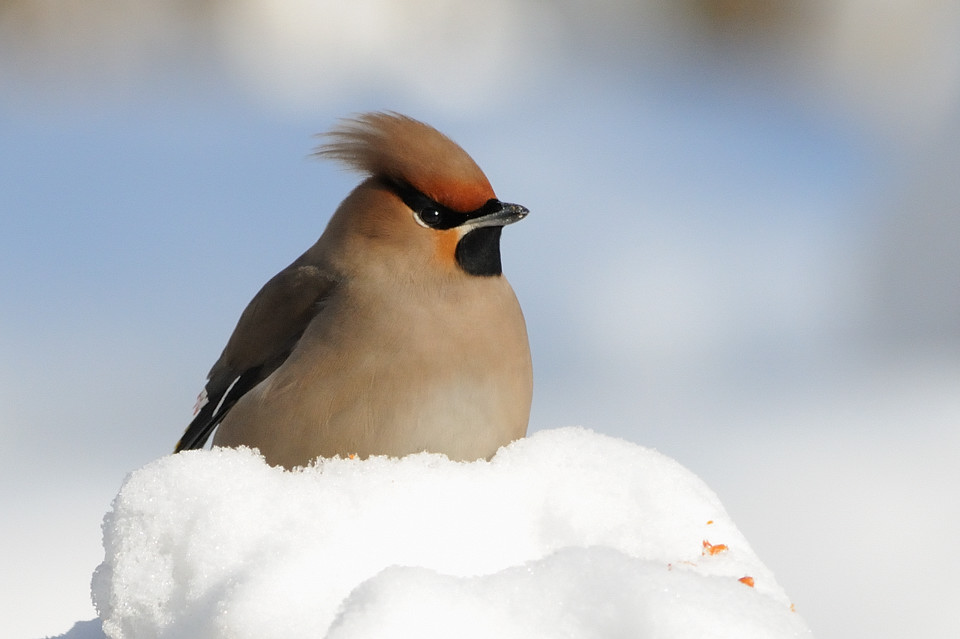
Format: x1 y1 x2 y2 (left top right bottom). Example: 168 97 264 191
316 112 495 213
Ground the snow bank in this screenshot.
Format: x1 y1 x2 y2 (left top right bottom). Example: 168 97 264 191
91 427 810 638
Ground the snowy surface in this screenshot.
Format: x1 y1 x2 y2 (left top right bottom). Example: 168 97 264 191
83 428 808 639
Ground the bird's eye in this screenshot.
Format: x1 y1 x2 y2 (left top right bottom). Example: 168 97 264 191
418 207 442 227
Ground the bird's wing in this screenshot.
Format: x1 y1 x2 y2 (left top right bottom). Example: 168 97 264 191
174 264 338 452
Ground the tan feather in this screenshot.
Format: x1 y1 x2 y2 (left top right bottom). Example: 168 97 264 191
316 112 495 212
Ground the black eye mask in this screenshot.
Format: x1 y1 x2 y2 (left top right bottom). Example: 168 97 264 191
386 178 528 277
390 180 505 230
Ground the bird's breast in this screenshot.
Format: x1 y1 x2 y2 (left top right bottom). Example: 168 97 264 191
220 274 532 467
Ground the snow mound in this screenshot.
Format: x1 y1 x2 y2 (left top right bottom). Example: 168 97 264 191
91 427 810 638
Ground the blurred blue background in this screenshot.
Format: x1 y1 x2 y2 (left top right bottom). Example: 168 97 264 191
2 1 958 637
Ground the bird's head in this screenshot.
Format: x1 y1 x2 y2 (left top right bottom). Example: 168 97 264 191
315 112 527 278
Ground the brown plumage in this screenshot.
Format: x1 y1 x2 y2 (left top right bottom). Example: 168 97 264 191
318 112 495 212
175 112 533 469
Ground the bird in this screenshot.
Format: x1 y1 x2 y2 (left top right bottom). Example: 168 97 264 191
174 112 533 469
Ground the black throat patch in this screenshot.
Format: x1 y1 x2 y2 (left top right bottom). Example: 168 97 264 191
455 226 503 276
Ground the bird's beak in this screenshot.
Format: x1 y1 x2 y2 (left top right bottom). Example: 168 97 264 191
467 201 529 230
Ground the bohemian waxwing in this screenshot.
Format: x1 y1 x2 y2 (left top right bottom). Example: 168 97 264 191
175 112 533 469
